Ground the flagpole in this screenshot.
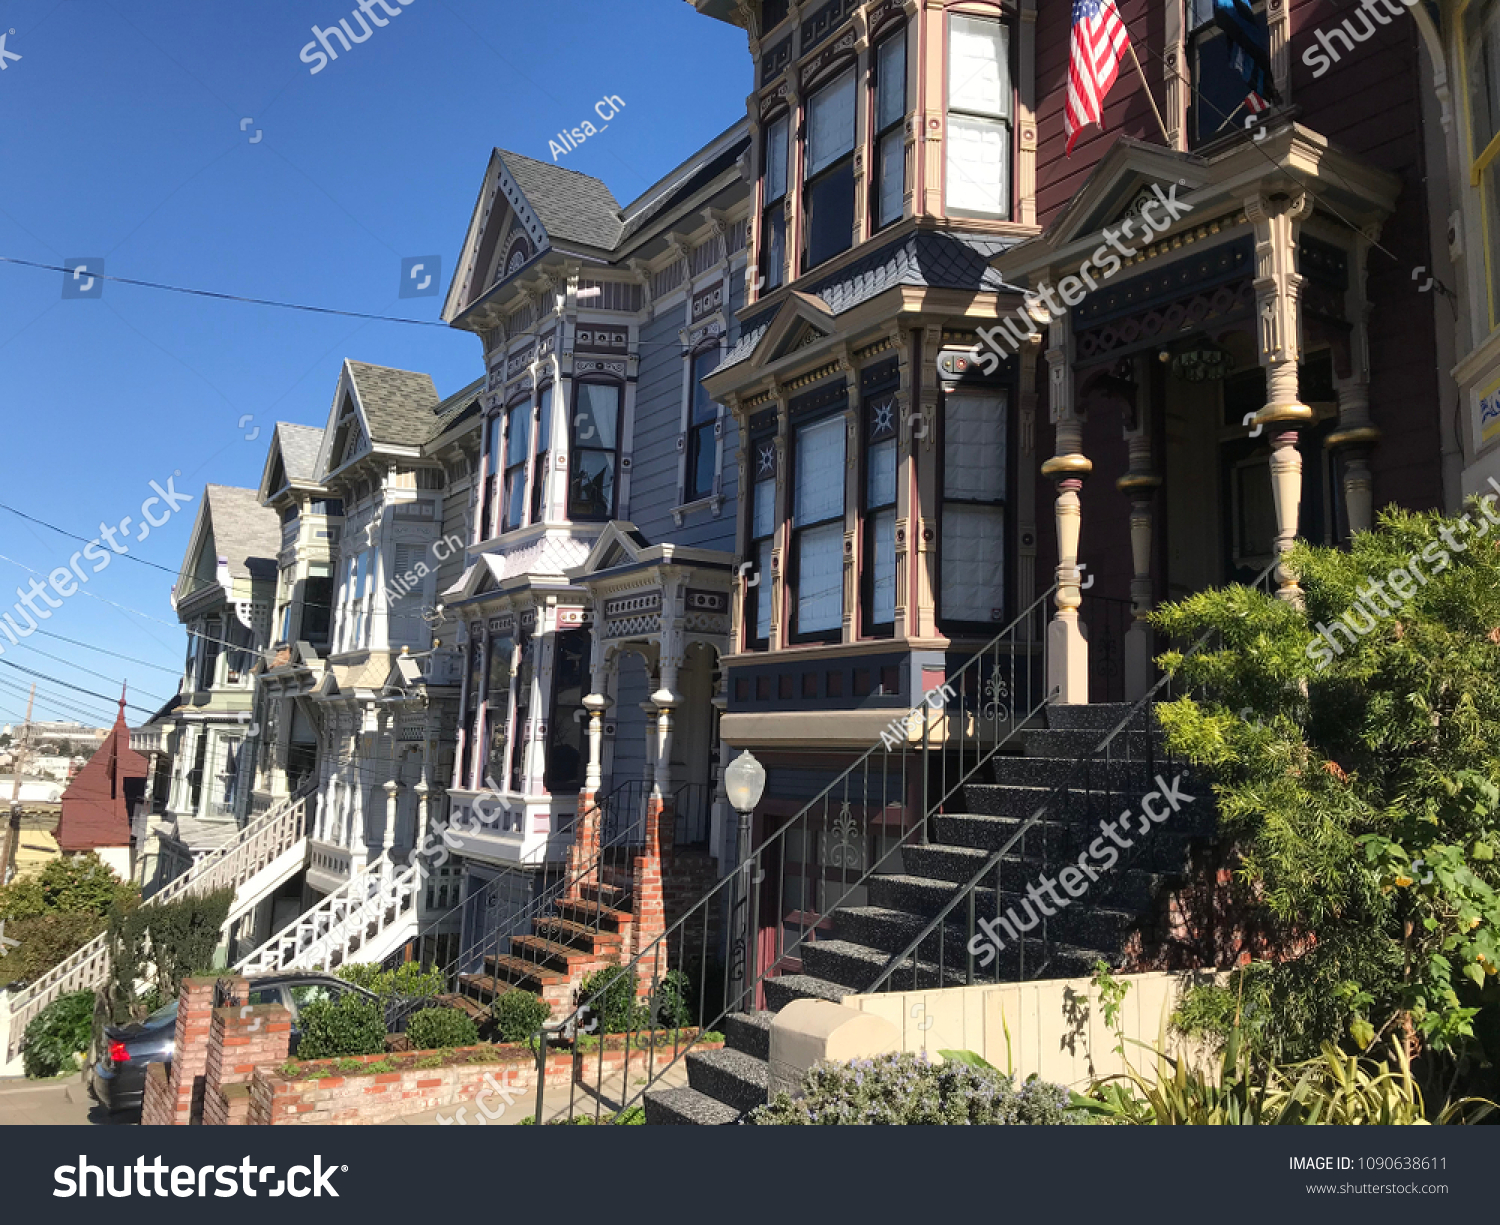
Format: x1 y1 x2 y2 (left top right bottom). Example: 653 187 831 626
1125 41 1173 148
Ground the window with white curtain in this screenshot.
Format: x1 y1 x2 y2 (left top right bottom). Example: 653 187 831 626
863 393 898 632
503 401 530 532
946 13 1011 218
803 68 857 270
531 385 553 524
761 113 789 292
793 414 846 638
940 393 1007 624
874 27 908 230
569 382 621 520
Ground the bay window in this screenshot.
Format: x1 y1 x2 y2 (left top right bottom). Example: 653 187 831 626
747 436 777 649
1466 0 1500 330
761 113 789 292
482 413 502 539
569 382 621 520
687 347 721 501
199 618 222 689
940 393 1007 626
862 393 898 634
531 385 553 523
945 12 1011 219
485 632 514 790
503 400 530 532
874 27 907 231
546 629 589 792
803 68 857 270
791 414 846 641
509 633 535 792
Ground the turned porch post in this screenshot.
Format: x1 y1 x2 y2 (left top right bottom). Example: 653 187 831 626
1042 311 1091 703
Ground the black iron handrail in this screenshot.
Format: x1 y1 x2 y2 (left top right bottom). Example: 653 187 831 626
531 582 1060 1122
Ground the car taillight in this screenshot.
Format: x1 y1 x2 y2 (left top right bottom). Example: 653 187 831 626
108 1040 130 1064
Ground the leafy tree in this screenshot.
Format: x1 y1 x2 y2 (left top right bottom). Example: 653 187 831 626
0 853 137 921
1150 503 1500 1075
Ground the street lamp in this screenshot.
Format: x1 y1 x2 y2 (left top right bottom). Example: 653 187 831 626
723 750 766 1012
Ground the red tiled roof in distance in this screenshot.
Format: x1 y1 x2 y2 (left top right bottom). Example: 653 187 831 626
54 689 148 852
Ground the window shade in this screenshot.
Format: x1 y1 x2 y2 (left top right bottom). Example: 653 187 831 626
795 415 846 524
806 69 856 178
867 438 896 508
753 477 776 539
948 15 1009 117
941 505 1005 622
877 31 906 130
946 117 1008 216
755 539 774 640
878 129 905 227
872 510 896 624
944 394 1007 501
575 383 620 450
765 115 789 201
797 521 844 633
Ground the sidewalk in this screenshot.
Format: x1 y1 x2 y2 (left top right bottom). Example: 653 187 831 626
0 1074 121 1126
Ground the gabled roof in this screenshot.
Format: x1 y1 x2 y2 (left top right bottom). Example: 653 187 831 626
275 423 325 484
202 485 280 582
427 376 486 447
500 151 623 251
344 361 441 447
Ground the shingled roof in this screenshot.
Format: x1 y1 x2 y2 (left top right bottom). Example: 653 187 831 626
273 422 325 484
345 361 442 447
428 376 485 443
497 151 624 251
54 696 146 853
203 485 281 582
721 229 1027 370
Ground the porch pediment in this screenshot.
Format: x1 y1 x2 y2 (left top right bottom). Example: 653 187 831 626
576 521 652 577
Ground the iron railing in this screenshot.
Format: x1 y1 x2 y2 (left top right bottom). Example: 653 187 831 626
530 583 1059 1122
863 561 1280 995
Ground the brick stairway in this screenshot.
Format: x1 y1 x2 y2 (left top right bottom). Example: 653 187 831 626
644 703 1217 1125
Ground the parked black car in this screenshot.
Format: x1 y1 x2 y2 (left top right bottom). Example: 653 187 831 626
89 972 384 1120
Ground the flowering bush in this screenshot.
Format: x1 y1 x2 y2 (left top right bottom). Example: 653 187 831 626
746 1051 1079 1126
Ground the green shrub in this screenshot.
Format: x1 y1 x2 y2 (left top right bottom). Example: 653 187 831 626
0 911 108 987
492 989 552 1044
577 966 642 1034
647 969 693 1029
295 994 387 1060
748 1052 1080 1126
0 853 136 921
22 990 95 1078
406 1006 480 1052
336 961 442 1002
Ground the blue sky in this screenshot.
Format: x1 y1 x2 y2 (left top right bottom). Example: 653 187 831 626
0 0 749 729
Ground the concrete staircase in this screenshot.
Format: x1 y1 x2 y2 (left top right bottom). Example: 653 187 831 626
644 703 1216 1125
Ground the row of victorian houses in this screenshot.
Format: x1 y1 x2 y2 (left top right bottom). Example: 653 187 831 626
50 0 1499 1011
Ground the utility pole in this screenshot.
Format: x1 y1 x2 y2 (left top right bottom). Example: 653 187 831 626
1 684 36 885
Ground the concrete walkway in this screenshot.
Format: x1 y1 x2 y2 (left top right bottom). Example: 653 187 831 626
0 1074 123 1126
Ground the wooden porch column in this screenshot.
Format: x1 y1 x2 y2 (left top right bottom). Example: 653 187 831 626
1118 358 1160 701
1042 312 1091 703
1247 191 1314 603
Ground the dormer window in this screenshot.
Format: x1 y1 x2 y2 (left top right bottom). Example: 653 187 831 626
945 12 1011 219
803 67 858 270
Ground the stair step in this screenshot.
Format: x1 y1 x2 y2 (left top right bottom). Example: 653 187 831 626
533 916 624 952
1046 703 1152 732
762 974 849 1012
723 1011 776 1061
800 938 970 992
867 874 1138 947
509 935 596 974
831 906 1106 981
556 898 633 929
987 755 1182 789
686 1048 769 1115
476 953 570 990
643 1086 744 1126
1018 727 1164 760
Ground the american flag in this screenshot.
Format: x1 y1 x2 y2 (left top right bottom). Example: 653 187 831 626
1066 0 1131 156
